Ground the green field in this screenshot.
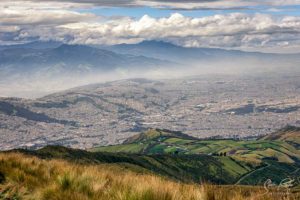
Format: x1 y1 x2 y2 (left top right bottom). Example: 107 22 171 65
91 126 300 186
92 127 300 164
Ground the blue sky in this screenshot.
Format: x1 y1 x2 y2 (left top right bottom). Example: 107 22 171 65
79 5 300 19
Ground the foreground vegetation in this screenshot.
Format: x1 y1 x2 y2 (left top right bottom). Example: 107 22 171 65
0 152 299 200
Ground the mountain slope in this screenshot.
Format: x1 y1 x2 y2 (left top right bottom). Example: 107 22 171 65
259 125 300 141
0 44 170 73
0 44 174 97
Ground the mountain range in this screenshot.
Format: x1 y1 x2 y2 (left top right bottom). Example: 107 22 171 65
1 40 300 98
0 43 170 75
1 40 300 74
105 40 300 63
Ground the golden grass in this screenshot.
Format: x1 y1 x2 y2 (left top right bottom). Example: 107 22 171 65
0 152 299 200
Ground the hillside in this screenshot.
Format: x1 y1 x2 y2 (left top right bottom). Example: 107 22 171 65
92 128 300 163
123 128 199 144
92 127 300 186
1 152 299 200
259 126 300 143
13 146 251 184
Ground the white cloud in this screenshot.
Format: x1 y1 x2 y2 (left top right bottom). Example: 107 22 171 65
1 1 300 52
36 13 300 51
0 9 96 26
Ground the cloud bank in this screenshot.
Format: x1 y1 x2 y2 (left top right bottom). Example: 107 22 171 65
2 0 300 10
1 0 300 52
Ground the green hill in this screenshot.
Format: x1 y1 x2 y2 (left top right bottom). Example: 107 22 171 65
91 127 300 186
123 128 198 144
92 128 300 163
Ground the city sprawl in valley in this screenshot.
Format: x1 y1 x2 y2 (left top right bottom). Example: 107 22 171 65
0 74 299 150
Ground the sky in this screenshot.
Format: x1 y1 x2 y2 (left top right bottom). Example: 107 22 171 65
1 0 300 53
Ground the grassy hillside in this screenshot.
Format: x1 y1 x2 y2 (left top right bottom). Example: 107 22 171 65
0 152 299 200
92 127 300 186
13 146 251 184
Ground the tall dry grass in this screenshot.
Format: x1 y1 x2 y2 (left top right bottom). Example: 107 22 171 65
0 152 298 200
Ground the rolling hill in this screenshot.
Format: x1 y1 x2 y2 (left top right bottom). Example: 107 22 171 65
92 127 300 163
92 126 300 186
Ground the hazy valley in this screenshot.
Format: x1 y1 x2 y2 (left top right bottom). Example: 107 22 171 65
0 74 299 150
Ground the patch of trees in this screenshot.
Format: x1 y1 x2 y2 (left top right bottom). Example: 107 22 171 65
212 152 227 156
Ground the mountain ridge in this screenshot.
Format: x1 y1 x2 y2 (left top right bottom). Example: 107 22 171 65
105 40 300 62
